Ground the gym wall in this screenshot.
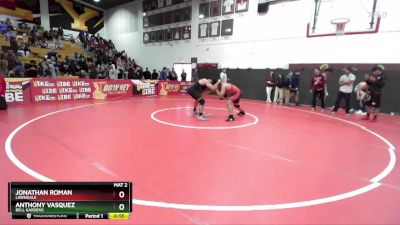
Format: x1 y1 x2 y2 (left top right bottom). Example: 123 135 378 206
198 68 399 114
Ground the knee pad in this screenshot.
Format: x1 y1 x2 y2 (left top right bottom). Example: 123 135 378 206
234 104 240 108
199 98 205 105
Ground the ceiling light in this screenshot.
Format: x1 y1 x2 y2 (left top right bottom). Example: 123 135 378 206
94 0 100 2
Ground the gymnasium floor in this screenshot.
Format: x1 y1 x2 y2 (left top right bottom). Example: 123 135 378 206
1 95 400 224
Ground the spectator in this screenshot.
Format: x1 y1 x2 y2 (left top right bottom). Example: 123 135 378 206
55 36 62 49
354 79 367 115
265 71 275 103
88 61 98 79
10 36 18 55
160 67 168 80
151 69 159 80
14 61 25 77
169 68 178 80
25 60 38 77
362 65 386 122
290 70 301 106
57 27 63 39
274 73 283 104
39 39 48 48
108 63 118 79
180 69 187 81
0 74 7 110
192 68 198 81
0 21 9 35
6 51 16 74
220 68 228 83
127 67 135 79
280 71 292 106
332 67 356 115
310 68 326 111
320 64 332 102
18 41 31 57
143 68 151 80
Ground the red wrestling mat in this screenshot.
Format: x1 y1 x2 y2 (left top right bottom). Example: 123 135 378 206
1 95 400 224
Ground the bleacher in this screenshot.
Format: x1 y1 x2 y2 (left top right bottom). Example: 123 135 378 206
0 35 92 65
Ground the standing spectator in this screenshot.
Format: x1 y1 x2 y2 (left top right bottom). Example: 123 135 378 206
291 70 301 106
151 69 159 80
192 68 199 81
362 65 386 122
220 68 228 83
274 73 283 104
57 27 63 39
354 79 367 115
0 74 7 110
6 50 16 74
127 66 135 79
143 68 151 80
280 71 292 106
108 63 118 79
169 68 178 80
332 67 356 115
180 69 187 81
310 68 326 111
160 67 168 80
320 64 332 103
265 71 275 103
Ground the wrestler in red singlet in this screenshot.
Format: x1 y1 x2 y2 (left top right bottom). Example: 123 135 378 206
216 82 245 122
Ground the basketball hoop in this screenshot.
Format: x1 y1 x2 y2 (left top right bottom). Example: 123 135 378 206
331 18 350 36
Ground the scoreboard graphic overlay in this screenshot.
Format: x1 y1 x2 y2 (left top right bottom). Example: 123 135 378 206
8 182 132 220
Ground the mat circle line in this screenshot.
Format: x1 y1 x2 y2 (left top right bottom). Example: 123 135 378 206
150 106 259 129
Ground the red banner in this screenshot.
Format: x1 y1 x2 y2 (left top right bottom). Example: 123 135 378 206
5 78 32 104
157 81 192 96
30 79 133 102
131 80 158 96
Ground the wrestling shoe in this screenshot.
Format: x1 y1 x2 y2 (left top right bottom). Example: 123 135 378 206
192 111 198 116
198 115 208 121
237 111 245 116
225 116 235 122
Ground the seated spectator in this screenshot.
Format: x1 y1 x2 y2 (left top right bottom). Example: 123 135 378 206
39 39 48 48
55 37 63 49
0 74 7 110
0 21 9 35
25 60 38 77
14 61 25 77
10 35 18 55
